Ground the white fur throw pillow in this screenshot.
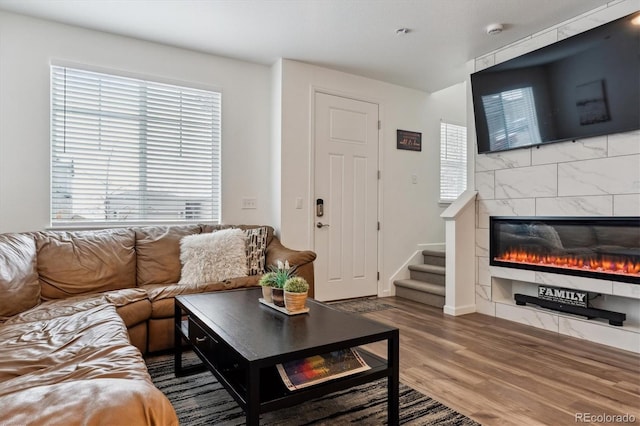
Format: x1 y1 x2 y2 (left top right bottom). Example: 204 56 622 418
179 228 248 286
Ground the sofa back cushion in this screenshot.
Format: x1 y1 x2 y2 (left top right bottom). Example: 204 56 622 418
554 224 597 249
35 229 136 299
593 226 640 249
0 234 40 318
201 225 274 275
201 224 275 246
135 225 202 286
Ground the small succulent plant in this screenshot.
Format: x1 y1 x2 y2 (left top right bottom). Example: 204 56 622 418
266 260 296 289
259 272 277 287
283 276 309 293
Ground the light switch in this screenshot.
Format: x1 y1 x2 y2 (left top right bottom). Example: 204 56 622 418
411 174 418 184
295 197 303 209
242 198 257 209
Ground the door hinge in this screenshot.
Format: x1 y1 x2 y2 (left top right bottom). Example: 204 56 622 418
377 170 381 180
377 221 380 231
377 271 380 281
378 120 381 130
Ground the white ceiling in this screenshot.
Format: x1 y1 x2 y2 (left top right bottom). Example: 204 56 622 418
0 0 610 92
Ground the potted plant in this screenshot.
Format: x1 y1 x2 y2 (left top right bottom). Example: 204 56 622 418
259 272 277 303
283 276 309 312
266 260 295 307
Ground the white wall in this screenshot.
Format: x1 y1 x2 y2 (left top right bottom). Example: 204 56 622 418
0 10 468 300
270 59 283 234
428 82 467 127
277 59 464 296
0 11 273 233
428 81 469 192
471 0 640 352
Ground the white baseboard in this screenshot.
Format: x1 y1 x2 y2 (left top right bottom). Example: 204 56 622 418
443 304 476 316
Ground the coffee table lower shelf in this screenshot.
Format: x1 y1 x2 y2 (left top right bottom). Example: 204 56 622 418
186 344 389 412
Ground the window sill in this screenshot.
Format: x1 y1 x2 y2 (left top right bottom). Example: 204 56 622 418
47 220 219 231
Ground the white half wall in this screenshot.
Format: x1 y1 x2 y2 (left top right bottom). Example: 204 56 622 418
442 189 478 316
0 11 273 233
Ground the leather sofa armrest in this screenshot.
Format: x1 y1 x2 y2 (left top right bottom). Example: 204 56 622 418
266 238 317 291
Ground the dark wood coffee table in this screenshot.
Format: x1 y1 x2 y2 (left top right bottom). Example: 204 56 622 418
174 287 399 425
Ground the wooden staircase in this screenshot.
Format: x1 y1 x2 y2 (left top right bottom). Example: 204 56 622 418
394 249 445 308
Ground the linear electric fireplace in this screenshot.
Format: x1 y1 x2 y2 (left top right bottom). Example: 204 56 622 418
490 217 640 284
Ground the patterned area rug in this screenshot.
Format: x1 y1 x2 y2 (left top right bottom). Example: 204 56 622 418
146 352 479 425
327 297 396 314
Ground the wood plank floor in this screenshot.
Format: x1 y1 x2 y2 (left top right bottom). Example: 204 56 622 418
359 297 640 425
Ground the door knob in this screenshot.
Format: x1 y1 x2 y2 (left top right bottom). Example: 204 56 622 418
316 222 330 229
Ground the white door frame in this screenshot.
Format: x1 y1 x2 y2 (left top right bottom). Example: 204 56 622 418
308 86 386 298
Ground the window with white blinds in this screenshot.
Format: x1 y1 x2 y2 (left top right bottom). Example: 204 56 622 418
439 121 467 203
51 66 221 226
481 87 541 152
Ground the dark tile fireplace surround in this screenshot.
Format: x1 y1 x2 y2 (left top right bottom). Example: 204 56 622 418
490 217 640 285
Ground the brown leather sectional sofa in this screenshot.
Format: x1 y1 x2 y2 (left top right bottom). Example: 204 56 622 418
0 224 316 425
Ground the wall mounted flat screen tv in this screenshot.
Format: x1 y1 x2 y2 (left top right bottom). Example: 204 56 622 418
471 12 640 154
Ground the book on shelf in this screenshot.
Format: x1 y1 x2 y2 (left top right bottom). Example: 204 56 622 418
276 348 370 391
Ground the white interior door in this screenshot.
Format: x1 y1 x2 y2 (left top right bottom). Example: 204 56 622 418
314 92 379 301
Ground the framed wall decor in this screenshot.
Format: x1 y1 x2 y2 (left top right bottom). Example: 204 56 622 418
396 130 422 152
576 79 611 125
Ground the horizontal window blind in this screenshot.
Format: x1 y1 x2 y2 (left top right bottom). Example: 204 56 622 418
51 66 221 225
439 121 467 203
481 87 541 151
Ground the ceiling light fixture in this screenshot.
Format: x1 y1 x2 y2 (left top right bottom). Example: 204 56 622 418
631 13 640 26
396 28 410 35
486 23 504 35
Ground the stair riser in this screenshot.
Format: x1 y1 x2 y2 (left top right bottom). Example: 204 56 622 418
409 270 445 286
423 255 445 267
396 287 445 308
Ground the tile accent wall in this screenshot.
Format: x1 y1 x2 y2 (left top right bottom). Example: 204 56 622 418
473 0 640 353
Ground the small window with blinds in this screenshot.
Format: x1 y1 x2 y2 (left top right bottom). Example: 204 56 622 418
439 121 467 203
481 87 541 152
51 66 221 226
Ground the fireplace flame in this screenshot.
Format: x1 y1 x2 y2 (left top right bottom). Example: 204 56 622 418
497 248 640 277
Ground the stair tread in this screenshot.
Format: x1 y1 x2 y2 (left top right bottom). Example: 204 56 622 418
422 249 445 258
408 264 445 274
394 279 446 296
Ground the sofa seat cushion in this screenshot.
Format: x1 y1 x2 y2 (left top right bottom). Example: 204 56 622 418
0 303 177 425
104 287 149 306
0 378 177 426
116 299 152 329
3 294 105 326
35 229 136 299
144 275 261 319
4 288 149 328
0 234 40 319
0 304 142 385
